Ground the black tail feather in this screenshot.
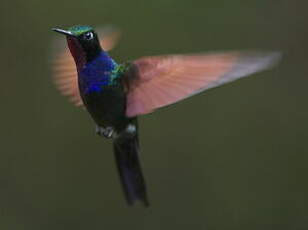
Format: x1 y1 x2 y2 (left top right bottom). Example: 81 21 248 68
113 124 149 206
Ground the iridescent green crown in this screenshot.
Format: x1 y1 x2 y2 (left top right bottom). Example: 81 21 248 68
68 25 93 36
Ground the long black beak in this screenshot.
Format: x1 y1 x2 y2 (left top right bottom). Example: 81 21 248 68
52 28 76 36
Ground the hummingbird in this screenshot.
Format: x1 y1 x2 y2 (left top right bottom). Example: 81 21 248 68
52 25 280 206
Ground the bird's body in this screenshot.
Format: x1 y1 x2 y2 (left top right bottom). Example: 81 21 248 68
52 25 280 207
78 51 126 131
69 35 148 205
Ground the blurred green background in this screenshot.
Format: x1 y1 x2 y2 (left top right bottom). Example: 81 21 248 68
1 0 308 229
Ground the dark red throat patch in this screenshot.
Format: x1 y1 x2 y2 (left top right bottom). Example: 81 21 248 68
67 37 86 70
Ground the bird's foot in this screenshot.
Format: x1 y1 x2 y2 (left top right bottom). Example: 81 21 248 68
96 126 115 139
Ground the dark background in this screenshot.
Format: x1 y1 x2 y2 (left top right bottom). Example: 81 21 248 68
1 0 308 229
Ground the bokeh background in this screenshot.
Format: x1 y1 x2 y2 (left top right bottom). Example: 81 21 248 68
1 0 308 229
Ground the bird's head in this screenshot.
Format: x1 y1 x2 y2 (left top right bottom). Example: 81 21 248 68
52 25 102 68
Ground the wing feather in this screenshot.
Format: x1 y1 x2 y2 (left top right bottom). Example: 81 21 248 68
126 52 281 117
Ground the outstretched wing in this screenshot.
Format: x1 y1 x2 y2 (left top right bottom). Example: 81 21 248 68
52 26 121 106
125 52 281 117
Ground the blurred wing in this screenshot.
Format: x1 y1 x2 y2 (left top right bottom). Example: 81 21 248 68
96 26 122 51
125 51 281 117
52 26 121 106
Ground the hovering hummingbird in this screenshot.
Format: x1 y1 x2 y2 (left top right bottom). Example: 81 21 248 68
52 25 280 206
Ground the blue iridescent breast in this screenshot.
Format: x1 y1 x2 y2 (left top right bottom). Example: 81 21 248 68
78 51 118 94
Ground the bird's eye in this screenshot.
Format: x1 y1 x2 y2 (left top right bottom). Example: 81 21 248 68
84 32 94 40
